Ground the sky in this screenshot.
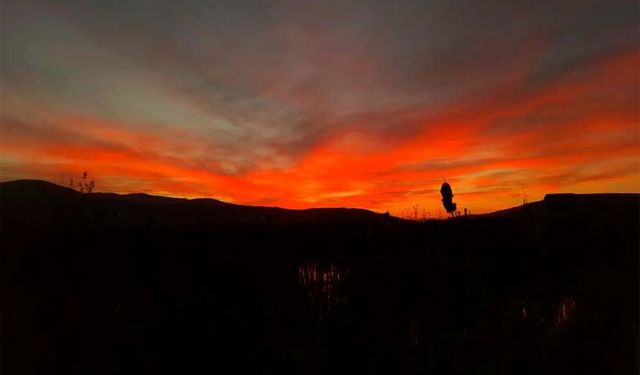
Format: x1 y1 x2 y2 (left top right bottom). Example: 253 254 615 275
1 0 639 215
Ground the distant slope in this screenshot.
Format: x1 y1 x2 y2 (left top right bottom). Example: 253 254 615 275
483 192 640 226
0 180 389 227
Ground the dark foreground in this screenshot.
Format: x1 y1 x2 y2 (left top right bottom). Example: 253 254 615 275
2 181 638 374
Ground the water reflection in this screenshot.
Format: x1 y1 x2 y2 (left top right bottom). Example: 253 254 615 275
555 297 576 326
521 301 528 320
519 297 577 326
297 261 348 315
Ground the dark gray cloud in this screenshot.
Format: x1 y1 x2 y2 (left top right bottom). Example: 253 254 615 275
1 0 638 174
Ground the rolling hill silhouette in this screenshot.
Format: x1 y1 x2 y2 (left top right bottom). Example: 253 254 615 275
3 179 637 227
0 180 390 228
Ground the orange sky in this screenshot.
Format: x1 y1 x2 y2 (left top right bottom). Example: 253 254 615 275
1 1 639 216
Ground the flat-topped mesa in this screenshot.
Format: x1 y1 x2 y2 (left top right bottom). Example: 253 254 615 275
544 193 576 201
544 193 640 202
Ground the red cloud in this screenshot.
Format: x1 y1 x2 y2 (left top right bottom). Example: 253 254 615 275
1 49 638 215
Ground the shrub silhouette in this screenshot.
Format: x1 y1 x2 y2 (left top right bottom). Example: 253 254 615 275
440 180 457 216
69 171 95 193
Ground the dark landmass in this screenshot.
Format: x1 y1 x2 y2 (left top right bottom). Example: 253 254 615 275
2 180 638 374
0 179 387 226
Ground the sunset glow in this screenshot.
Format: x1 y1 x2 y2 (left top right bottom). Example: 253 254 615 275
1 0 638 215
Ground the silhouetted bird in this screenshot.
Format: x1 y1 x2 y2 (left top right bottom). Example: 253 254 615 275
440 181 457 216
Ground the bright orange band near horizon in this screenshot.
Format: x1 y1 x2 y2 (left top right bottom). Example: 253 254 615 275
1 47 639 216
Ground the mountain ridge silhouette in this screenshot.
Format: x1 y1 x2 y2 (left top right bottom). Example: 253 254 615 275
0 179 390 225
2 179 638 224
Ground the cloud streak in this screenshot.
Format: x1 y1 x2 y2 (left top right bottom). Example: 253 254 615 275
1 0 638 214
